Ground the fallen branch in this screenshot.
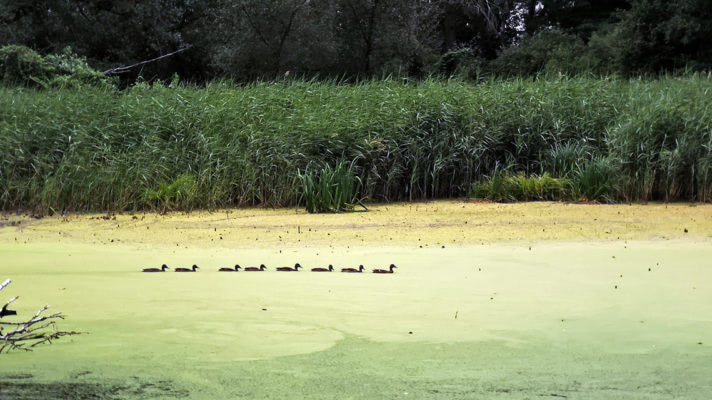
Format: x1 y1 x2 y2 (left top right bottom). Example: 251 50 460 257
1 278 80 353
103 46 192 75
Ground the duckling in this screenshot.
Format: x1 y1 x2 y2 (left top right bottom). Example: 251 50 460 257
341 265 365 273
175 264 199 272
311 264 334 272
276 263 302 272
142 264 169 273
219 264 241 272
244 264 267 271
0 303 17 318
373 264 397 274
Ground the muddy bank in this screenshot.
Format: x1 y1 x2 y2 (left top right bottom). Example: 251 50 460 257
1 201 709 249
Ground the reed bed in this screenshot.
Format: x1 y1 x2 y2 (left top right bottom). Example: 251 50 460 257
1 75 710 212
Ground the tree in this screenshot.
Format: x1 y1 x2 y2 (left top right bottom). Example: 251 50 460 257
534 0 630 39
615 0 712 73
0 1 213 83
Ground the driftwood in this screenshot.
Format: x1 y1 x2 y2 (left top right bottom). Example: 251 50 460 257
0 278 79 353
103 46 192 75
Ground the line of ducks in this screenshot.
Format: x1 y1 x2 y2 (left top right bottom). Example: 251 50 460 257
142 263 397 274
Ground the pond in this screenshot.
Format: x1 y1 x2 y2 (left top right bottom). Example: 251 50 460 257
1 201 711 399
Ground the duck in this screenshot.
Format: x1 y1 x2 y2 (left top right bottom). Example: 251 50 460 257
142 264 169 273
175 264 199 272
244 264 267 271
341 265 365 273
276 263 302 272
0 303 17 318
373 264 397 274
311 264 334 272
219 264 241 272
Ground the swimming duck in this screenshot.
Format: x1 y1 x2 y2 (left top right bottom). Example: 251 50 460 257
311 264 334 272
341 265 365 273
142 264 169 273
244 264 267 271
219 265 241 272
175 264 199 272
0 303 17 318
277 263 302 272
373 264 397 274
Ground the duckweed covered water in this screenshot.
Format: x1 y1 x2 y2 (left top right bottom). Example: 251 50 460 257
1 202 711 399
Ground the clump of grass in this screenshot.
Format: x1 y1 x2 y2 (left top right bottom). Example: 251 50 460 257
471 172 569 202
297 159 365 213
546 141 597 178
570 158 615 202
143 174 197 212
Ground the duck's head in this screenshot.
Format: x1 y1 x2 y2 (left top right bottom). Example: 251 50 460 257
161 264 168 270
359 265 364 271
328 264 334 271
193 264 200 270
390 264 397 269
234 264 241 270
260 264 267 270
295 263 302 270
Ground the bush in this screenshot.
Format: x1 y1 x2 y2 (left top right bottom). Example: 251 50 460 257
0 45 47 86
489 30 589 77
0 45 114 88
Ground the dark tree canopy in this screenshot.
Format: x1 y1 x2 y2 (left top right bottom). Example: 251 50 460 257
1 0 710 83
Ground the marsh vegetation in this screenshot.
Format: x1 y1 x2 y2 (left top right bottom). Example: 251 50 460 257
1 76 711 213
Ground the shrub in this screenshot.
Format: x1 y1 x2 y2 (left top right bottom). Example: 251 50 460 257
489 30 589 77
0 45 47 86
0 45 114 88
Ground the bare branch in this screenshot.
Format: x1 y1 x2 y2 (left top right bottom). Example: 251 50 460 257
0 278 79 354
103 46 192 75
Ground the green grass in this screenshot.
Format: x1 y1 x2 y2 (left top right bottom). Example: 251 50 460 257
297 159 365 213
471 172 570 202
1 75 711 212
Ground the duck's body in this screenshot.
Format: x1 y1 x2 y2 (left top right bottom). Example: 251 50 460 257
175 264 200 272
373 264 397 274
0 304 17 318
142 264 169 273
244 264 267 272
219 265 241 272
276 263 302 272
341 265 365 273
311 264 334 272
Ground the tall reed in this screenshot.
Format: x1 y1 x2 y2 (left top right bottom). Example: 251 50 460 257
1 75 710 212
297 159 365 213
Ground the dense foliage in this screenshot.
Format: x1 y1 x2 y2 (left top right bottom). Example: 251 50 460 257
1 1 710 83
0 45 114 88
1 76 710 212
